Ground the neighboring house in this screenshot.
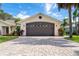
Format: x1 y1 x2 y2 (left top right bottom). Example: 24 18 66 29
64 17 79 34
17 13 61 36
0 20 15 35
65 23 75 34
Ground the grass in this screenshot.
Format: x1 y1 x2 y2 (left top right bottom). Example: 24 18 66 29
0 36 18 43
71 35 79 42
65 35 79 43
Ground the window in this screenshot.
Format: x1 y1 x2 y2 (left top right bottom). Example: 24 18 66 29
39 16 42 19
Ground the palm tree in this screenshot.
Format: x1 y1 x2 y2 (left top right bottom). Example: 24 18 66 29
57 3 78 38
73 4 79 34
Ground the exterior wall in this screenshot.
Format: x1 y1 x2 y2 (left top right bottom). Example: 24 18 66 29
10 26 16 32
0 26 2 35
0 20 15 35
55 22 61 36
0 22 8 35
2 26 7 35
19 14 61 36
20 23 26 35
0 26 15 35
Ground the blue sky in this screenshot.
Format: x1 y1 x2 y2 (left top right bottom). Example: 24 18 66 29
2 3 69 20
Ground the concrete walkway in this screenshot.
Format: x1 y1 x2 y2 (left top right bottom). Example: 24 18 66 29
0 36 79 56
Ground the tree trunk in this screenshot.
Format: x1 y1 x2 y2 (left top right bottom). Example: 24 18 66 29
75 17 78 35
68 7 72 38
78 15 79 35
73 16 77 34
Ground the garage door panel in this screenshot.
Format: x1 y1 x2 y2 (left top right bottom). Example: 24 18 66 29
26 22 54 36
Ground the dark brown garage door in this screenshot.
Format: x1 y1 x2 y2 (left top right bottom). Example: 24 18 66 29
26 22 55 36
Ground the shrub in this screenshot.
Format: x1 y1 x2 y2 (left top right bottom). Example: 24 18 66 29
16 26 21 36
72 31 78 35
3 32 17 36
58 28 64 36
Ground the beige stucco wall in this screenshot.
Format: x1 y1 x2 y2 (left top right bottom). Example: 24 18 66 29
0 20 16 35
0 21 8 35
18 14 61 36
0 26 2 35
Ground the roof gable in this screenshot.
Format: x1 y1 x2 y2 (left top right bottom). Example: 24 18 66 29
0 20 15 26
17 13 62 24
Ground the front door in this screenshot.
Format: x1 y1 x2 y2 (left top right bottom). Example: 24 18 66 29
6 27 9 34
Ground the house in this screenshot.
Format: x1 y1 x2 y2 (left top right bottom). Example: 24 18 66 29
0 20 15 35
64 17 79 34
17 13 61 36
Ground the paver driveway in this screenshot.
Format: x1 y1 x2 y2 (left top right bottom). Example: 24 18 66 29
0 36 79 56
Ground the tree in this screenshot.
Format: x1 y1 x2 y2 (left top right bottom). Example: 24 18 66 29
14 18 21 28
61 18 68 30
0 10 14 20
0 10 3 14
15 18 20 23
73 4 79 34
4 13 13 20
14 18 20 30
14 18 21 36
73 16 77 34
61 18 69 35
0 4 14 20
0 4 2 9
57 3 78 38
0 3 4 19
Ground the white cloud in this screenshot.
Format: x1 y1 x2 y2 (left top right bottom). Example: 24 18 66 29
52 12 63 20
44 3 63 20
16 13 30 19
15 11 30 19
45 3 57 14
52 4 57 9
64 16 68 19
52 13 61 17
45 3 53 14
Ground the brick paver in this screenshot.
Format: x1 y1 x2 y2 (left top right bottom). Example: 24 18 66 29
0 36 79 56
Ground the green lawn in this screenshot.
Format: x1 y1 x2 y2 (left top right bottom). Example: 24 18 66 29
71 35 79 42
65 35 79 43
0 36 18 43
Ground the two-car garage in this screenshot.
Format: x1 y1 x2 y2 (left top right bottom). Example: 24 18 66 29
26 22 55 36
